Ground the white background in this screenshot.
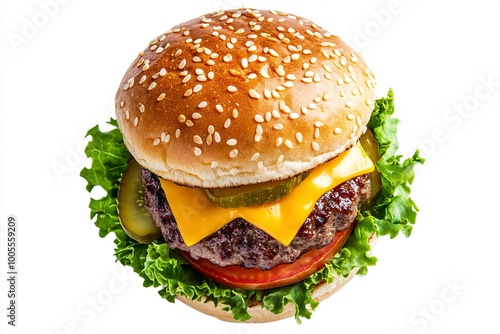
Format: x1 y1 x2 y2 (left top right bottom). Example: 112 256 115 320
1 0 499 333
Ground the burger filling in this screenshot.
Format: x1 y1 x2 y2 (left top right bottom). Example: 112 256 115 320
142 168 371 270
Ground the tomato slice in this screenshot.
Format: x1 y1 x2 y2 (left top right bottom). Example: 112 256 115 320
180 223 355 290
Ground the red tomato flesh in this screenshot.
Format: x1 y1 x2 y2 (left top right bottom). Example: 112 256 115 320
180 223 355 290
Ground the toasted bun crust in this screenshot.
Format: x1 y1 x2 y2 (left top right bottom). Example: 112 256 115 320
116 8 376 188
177 234 377 323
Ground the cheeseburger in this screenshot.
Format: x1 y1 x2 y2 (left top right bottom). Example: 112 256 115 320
81 8 423 323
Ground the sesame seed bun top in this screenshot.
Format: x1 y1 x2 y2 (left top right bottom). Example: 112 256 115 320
115 8 376 188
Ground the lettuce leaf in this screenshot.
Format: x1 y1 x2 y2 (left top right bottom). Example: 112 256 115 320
80 89 423 323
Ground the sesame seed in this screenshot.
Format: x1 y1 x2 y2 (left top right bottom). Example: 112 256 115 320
314 128 320 139
179 59 186 69
224 118 231 128
365 98 373 106
186 120 194 127
254 114 264 123
241 58 249 69
214 132 221 143
276 137 283 147
125 110 130 120
254 134 261 142
194 147 202 156
312 142 320 151
345 101 353 108
229 149 238 158
334 128 342 134
134 117 138 127
289 113 300 119
139 75 146 84
296 132 303 142
277 154 285 163
157 93 166 101
184 89 193 97
139 104 145 113
193 56 202 63
208 71 214 80
272 90 281 98
269 49 279 57
273 123 284 130
148 82 157 90
164 134 171 143
215 104 223 113
347 113 355 120
265 111 272 121
251 152 260 161
192 112 202 119
193 84 202 93
227 85 237 92
198 101 208 108
153 138 160 146
356 116 363 126
301 77 313 84
249 89 261 99
260 66 270 78
272 110 280 118
206 134 213 145
276 66 285 77
226 138 237 146
257 161 264 168
210 161 218 168
256 124 263 135
194 135 203 145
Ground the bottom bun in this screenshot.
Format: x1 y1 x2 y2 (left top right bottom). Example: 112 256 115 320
177 234 377 323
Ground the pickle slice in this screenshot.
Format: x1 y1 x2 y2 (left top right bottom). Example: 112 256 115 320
205 172 310 208
359 129 381 205
117 160 161 244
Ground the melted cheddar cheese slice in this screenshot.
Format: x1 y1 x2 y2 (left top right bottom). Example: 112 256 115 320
160 142 374 247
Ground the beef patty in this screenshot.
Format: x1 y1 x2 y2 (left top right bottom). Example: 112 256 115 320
142 169 371 270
